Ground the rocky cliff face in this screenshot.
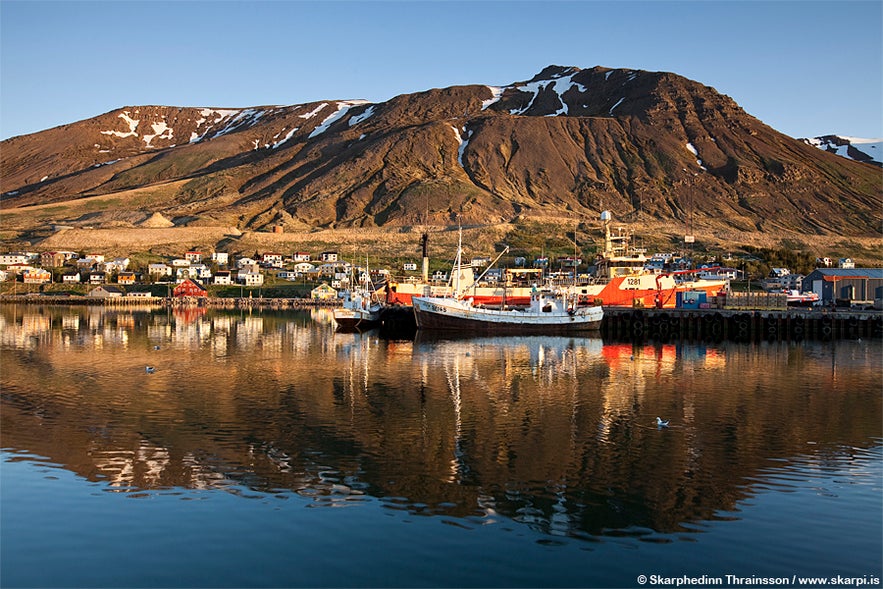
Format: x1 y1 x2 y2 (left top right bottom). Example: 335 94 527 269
2 65 880 237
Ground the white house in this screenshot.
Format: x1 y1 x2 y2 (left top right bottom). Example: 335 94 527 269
403 262 418 271
236 257 257 268
0 253 30 266
148 263 172 277
293 262 316 274
320 251 338 262
261 252 284 267
171 258 190 268
185 251 203 264
63 273 82 283
838 258 855 269
293 252 311 262
211 252 229 265
213 271 233 285
237 270 264 286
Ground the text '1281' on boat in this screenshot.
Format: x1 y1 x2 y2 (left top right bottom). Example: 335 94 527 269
412 229 603 334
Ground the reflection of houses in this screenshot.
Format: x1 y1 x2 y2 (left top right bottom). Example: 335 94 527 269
803 268 883 305
173 279 207 298
88 285 125 298
311 283 337 301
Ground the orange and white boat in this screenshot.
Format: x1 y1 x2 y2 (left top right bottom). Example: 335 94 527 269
563 211 728 308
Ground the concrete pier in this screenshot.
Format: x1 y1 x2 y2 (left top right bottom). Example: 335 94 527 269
600 307 882 341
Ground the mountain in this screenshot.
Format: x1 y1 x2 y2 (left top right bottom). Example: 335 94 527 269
802 135 882 167
1 65 881 240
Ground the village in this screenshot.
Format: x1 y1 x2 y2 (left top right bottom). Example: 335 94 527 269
0 243 880 311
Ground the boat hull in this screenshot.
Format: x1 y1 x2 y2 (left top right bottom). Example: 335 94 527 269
413 296 603 334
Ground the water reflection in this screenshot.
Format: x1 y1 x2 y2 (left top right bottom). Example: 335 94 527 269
1 305 880 540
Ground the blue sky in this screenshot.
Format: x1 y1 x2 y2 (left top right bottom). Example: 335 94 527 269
1 0 881 141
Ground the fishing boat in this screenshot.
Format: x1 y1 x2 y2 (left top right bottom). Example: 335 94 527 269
412 228 602 333
413 289 603 334
563 211 728 308
334 260 383 330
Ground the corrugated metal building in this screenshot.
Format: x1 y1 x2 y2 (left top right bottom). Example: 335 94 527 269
803 268 883 304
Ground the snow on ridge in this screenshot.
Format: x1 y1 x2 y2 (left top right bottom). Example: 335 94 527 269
609 97 625 114
308 101 367 138
451 125 471 168
685 142 707 170
349 104 375 127
508 72 587 116
804 135 882 165
101 111 140 138
481 86 504 110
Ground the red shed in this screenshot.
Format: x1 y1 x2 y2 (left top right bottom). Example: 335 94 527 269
172 279 207 298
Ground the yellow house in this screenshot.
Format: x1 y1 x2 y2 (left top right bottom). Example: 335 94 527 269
311 283 337 301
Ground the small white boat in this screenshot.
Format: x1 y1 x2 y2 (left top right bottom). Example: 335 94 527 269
334 258 383 330
334 289 383 330
413 289 603 334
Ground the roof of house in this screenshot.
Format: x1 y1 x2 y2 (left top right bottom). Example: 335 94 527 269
806 268 883 279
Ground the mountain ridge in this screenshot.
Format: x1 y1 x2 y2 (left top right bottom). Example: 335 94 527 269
1 65 880 244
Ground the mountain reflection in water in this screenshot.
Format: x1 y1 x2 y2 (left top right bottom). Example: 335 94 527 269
1 305 880 540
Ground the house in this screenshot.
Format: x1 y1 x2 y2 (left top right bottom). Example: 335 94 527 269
237 270 264 286
261 252 284 267
293 252 311 262
77 257 101 271
22 268 52 284
105 257 130 273
40 251 67 268
320 251 338 262
171 258 190 268
211 252 229 265
148 263 173 278
277 270 299 281
89 272 107 284
403 262 418 271
838 258 855 269
293 262 316 274
185 251 203 264
127 291 153 298
117 272 138 285
172 279 207 298
236 257 257 268
62 273 82 284
311 283 337 301
803 268 883 306
213 270 233 285
0 253 30 266
88 285 125 298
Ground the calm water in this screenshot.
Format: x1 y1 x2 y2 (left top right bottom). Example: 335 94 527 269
1 305 881 588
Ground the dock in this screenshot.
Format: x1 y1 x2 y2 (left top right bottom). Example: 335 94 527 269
600 307 882 341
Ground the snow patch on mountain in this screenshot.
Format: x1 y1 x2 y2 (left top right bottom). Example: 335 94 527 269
508 70 587 116
308 101 370 138
803 135 882 166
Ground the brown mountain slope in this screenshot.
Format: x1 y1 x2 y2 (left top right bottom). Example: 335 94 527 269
1 65 880 241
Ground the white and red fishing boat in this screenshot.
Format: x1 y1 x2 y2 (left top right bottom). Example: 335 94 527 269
563 211 728 308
